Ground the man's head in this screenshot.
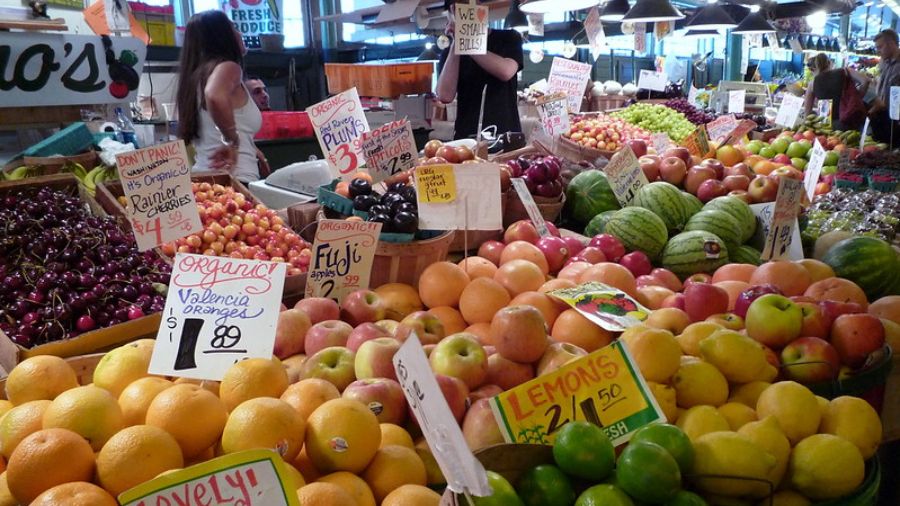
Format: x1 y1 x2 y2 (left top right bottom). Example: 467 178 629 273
875 29 899 60
245 76 270 111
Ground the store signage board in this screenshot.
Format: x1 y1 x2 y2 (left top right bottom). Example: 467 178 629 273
226 0 284 49
817 99 833 126
752 182 803 262
148 253 286 381
490 340 664 446
603 146 648 206
0 32 146 107
775 94 804 128
119 450 299 506
860 118 871 150
547 57 593 112
394 335 491 496
651 132 671 153
305 220 381 303
891 87 900 121
637 69 667 92
83 1 150 44
684 126 711 158
729 90 746 114
804 140 826 201
584 7 607 58
527 13 544 36
115 140 203 252
706 114 738 144
549 282 652 332
416 165 457 203
634 22 646 53
360 119 417 183
511 178 550 237
307 88 370 180
416 164 502 231
688 86 700 107
455 3 488 55
536 92 570 139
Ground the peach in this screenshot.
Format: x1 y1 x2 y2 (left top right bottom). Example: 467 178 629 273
428 306 468 335
509 291 563 327
374 283 423 321
557 261 591 283
804 277 869 309
636 286 676 310
711 264 757 284
457 256 499 280
714 280 751 311
645 308 691 334
459 277 512 325
500 241 550 275
494 259 546 297
794 259 836 283
418 262 470 309
578 262 637 297
551 309 615 352
490 305 549 363
465 323 492 345
869 296 900 325
749 261 812 297
539 278 576 293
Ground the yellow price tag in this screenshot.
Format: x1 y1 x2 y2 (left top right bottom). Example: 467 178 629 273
416 165 457 203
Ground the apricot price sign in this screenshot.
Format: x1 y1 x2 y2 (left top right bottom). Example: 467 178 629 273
305 219 381 303
360 119 417 183
490 341 664 446
149 253 286 381
118 449 299 506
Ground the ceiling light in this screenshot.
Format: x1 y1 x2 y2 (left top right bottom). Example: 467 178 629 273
731 11 775 34
505 0 529 32
806 10 827 31
521 0 600 14
816 37 826 52
600 0 630 21
622 0 685 23
684 29 720 38
417 42 439 61
685 3 736 30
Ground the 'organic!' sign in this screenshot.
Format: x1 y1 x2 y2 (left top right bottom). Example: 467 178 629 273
305 219 381 303
307 88 370 179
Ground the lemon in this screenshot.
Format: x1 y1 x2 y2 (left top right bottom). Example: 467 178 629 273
692 431 777 498
619 327 682 383
814 396 829 425
717 403 757 430
738 416 791 489
699 330 776 383
788 434 865 500
672 361 729 408
676 406 731 442
647 382 677 423
759 490 811 506
677 322 723 356
755 382 820 446
728 382 771 409
819 396 882 459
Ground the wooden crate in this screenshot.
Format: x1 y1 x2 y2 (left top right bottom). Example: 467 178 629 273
325 63 434 98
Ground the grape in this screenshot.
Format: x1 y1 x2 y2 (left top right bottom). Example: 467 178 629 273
611 103 697 143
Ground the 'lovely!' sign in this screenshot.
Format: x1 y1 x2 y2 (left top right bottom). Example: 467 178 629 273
307 88 370 179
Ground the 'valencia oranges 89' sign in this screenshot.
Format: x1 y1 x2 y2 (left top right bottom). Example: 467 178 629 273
489 341 664 446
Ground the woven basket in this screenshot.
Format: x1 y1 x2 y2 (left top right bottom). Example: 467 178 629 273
503 190 565 228
591 94 630 112
370 231 455 288
554 135 616 163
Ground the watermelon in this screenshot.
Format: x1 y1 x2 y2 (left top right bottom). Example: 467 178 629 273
682 192 703 219
703 196 756 243
684 209 742 252
732 245 763 266
823 236 900 299
565 170 620 224
661 231 730 279
585 210 617 237
605 207 669 260
630 182 689 232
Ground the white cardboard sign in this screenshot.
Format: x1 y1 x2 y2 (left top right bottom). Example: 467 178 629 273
891 86 900 121
584 7 607 59
860 117 871 150
775 94 804 128
547 57 593 113
360 119 417 183
454 3 489 55
651 132 672 153
149 253 286 381
115 140 203 252
729 90 746 113
415 164 503 231
706 114 738 144
511 178 550 237
536 92 570 138
603 146 649 206
305 220 382 303
634 22 646 53
638 69 667 92
688 86 700 107
803 140 826 201
752 180 804 262
307 88 370 179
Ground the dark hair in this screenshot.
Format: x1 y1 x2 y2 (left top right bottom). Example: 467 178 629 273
175 10 244 141
811 53 831 73
875 29 899 45
244 75 263 82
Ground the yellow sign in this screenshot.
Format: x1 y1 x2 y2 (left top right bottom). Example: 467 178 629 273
118 449 300 506
684 126 711 157
489 341 665 447
416 165 457 203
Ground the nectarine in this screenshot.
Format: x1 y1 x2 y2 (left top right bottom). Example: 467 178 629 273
749 261 812 297
418 262 470 309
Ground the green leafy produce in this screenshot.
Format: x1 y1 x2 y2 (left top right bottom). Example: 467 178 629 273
612 103 697 143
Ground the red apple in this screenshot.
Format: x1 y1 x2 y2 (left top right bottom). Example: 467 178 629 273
589 234 626 262
748 175 778 203
342 378 408 425
728 190 753 204
424 139 443 158
725 163 753 178
722 174 751 192
684 282 730 322
697 178 728 203
478 240 505 266
639 155 662 181
468 384 503 404
733 284 783 319
341 289 386 326
294 297 340 325
354 336 402 380
818 300 865 325
394 311 446 345
504 220 541 244
536 342 588 376
462 398 505 451
684 273 713 287
544 222 561 238
685 165 718 195
627 139 648 158
660 157 688 186
701 158 725 179
485 353 535 390
435 374 469 423
273 308 312 359
768 166 803 181
436 145 461 163
536 236 570 273
651 268 683 292
305 319 353 356
346 322 392 352
299 346 356 391
663 147 692 166
619 251 652 277
830 314 885 368
661 292 686 310
797 302 830 339
772 153 792 165
781 337 841 383
636 274 664 288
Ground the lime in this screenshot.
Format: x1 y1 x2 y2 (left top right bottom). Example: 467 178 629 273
664 490 708 506
629 423 694 472
474 471 525 506
575 484 634 506
516 464 575 506
601 468 619 487
617 441 682 504
552 421 615 481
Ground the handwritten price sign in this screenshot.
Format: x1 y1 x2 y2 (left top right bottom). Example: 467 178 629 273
706 114 738 144
761 178 803 261
307 88 370 179
416 165 457 203
149 253 286 381
305 219 381 303
684 126 711 158
547 57 592 112
536 92 570 138
603 146 648 206
360 119 417 183
490 341 664 446
118 450 299 506
455 3 488 55
115 140 202 251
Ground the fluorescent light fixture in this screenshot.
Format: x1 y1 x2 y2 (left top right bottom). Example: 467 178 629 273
685 4 736 30
622 0 685 23
521 0 600 14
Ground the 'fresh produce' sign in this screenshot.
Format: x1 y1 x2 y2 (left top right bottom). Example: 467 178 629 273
307 88 370 179
305 219 381 303
226 0 284 50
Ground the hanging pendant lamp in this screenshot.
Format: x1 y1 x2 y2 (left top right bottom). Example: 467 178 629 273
521 0 600 14
621 0 685 23
684 29 720 38
505 0 529 32
600 0 630 21
731 11 776 35
686 4 736 30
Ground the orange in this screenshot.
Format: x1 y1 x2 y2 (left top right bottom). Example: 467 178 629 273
382 484 441 506
91 341 155 398
458 256 499 279
379 423 414 449
459 278 511 324
427 306 468 335
96 425 184 496
749 261 813 297
494 259 545 297
578 263 637 297
172 377 220 396
118 377 173 426
297 482 356 506
42 385 124 451
6 428 95 504
280 378 340 421
539 278 577 293
283 463 306 489
711 263 757 284
0 472 14 506
219 357 290 412
510 291 563 327
551 309 614 352
30 482 118 506
221 398 305 462
361 445 427 503
0 402 12 421
374 283 423 320
558 261 591 283
804 277 869 308
500 241 550 275
318 471 377 506
292 447 322 483
4 356 78 405
716 145 744 166
0 400 51 459
417 262 470 309
145 384 227 460
305 399 381 474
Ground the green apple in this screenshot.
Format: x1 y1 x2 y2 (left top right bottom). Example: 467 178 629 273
759 146 777 159
745 294 803 349
822 165 838 175
786 141 810 159
770 138 790 154
473 471 525 506
791 158 808 170
824 151 839 165
746 140 764 154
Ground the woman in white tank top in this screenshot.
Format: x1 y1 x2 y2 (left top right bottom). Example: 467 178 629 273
175 10 269 183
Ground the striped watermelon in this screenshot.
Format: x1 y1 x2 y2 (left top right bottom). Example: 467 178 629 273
732 245 763 266
565 170 620 224
684 209 742 252
823 237 900 299
682 192 703 219
703 196 756 243
631 182 689 232
585 210 618 237
662 231 730 279
605 207 669 260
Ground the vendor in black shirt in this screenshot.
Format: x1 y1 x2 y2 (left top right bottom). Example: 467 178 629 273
436 0 524 139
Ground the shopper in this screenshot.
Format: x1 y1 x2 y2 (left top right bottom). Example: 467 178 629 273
803 53 870 131
436 0 524 140
175 10 269 183
245 76 272 112
868 29 900 143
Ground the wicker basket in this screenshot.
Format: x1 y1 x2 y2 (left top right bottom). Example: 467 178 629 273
554 135 616 163
591 94 630 112
503 190 565 228
370 231 454 288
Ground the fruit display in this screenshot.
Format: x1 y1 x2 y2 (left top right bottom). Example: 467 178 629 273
0 186 171 347
805 188 900 243
345 175 421 235
663 98 717 125
2 163 118 197
733 112 769 132
564 170 619 225
562 114 652 152
421 139 477 164
505 154 565 199
612 103 697 143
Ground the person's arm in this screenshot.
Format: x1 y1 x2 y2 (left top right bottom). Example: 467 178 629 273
849 69 871 96
204 61 244 170
436 43 460 104
470 51 519 82
804 77 815 115
256 147 271 178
